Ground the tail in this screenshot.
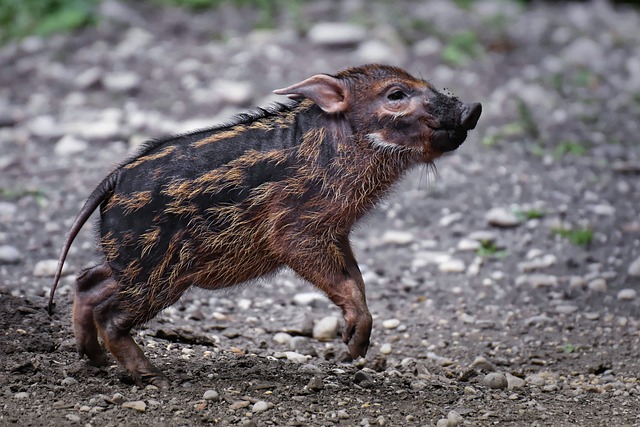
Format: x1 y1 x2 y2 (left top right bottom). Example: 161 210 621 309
47 173 118 315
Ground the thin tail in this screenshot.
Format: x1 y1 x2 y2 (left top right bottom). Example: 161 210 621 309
47 173 118 315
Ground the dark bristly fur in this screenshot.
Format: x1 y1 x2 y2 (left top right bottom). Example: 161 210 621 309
48 64 481 388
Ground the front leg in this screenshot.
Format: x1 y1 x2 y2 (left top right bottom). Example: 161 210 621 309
285 236 372 359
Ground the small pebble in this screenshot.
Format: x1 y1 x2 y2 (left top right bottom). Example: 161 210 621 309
471 356 496 371
382 318 400 329
628 256 640 277
617 289 637 301
110 393 126 404
293 292 326 306
103 71 141 93
337 409 350 419
307 22 365 47
283 351 308 363
457 238 480 251
588 278 607 292
61 377 78 386
252 400 269 413
313 316 339 341
203 389 219 401
486 207 522 228
307 375 324 391
505 373 526 390
65 414 81 422
14 392 29 399
439 258 466 273
122 400 147 412
33 259 64 277
483 372 508 390
229 400 250 410
54 135 88 156
379 343 392 355
0 245 21 264
381 230 414 245
354 370 374 388
273 332 292 345
555 304 578 314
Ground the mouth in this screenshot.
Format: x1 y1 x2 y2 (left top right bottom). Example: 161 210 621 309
430 102 482 153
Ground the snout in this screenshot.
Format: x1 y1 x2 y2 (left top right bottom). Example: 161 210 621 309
461 102 482 131
430 101 482 153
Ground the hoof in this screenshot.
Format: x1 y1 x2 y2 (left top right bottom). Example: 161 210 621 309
137 372 170 390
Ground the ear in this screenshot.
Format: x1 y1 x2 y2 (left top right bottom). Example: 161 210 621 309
273 74 349 114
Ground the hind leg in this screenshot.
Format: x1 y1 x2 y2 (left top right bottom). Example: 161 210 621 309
92 283 188 389
73 264 114 366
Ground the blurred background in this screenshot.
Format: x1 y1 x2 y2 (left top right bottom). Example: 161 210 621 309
1 1 640 424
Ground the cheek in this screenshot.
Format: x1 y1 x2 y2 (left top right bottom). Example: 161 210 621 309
369 127 441 162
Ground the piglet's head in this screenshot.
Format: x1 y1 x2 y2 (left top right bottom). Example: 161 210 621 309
274 64 481 161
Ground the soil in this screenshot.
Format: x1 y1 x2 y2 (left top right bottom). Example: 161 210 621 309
1 0 640 426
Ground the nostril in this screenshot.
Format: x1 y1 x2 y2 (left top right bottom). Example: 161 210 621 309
461 102 482 130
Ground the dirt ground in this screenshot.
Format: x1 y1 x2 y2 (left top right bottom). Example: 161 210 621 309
1 0 640 426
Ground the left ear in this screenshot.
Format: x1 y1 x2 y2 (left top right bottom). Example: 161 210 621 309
273 74 349 114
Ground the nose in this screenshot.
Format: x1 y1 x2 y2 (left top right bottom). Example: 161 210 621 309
460 102 482 130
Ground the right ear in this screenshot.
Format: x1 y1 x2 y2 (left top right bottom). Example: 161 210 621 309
273 74 349 114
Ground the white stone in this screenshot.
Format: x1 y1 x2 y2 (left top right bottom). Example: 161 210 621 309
75 66 102 89
65 109 122 140
273 332 292 345
122 400 146 412
283 351 308 363
505 373 525 390
588 278 607 292
439 212 462 227
313 316 339 341
628 256 640 277
54 135 88 156
555 304 578 314
486 207 522 228
562 37 603 68
307 22 366 46
203 389 219 401
382 318 400 329
467 230 498 242
212 80 254 106
589 204 615 216
381 230 414 245
439 259 466 273
33 259 68 277
103 71 141 93
27 115 64 139
457 238 480 252
357 40 395 63
483 373 508 389
379 343 392 355
520 274 558 288
412 251 450 269
61 377 78 386
518 254 557 272
293 292 326 306
65 414 81 423
0 245 22 264
252 400 269 412
617 289 637 301
413 37 442 57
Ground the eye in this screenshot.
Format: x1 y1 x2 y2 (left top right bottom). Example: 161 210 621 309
387 90 407 101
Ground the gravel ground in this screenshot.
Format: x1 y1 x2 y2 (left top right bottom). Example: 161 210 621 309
2 0 640 425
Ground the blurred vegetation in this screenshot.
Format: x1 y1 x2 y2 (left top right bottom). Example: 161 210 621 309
552 227 593 247
0 0 313 43
0 0 99 42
